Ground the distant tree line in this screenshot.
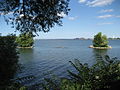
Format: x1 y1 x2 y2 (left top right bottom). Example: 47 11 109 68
108 37 120 40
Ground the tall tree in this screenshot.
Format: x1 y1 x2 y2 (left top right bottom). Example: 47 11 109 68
0 0 70 34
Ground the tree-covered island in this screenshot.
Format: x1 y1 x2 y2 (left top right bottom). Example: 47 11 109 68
89 32 112 49
16 33 34 48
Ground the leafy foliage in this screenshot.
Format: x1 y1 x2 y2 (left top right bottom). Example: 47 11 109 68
67 56 120 90
42 55 120 90
0 82 27 90
16 33 34 47
0 75 36 90
0 35 19 87
93 32 108 47
0 0 70 33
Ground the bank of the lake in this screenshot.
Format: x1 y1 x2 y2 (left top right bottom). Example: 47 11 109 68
17 46 33 49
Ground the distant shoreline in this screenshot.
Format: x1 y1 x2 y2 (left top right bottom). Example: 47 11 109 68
34 39 120 40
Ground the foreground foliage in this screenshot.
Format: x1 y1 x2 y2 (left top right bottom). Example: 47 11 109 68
0 0 70 33
0 35 20 88
93 32 108 47
43 55 120 90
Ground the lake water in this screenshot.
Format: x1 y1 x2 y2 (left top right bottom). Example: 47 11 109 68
16 40 120 85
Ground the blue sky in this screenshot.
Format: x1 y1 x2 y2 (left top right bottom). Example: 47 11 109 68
0 0 120 39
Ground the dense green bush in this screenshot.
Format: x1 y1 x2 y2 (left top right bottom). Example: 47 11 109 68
16 33 34 47
93 32 108 47
0 35 19 88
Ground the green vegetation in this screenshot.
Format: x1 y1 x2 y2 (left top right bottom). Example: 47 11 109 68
16 33 34 47
42 55 120 90
0 1 120 90
0 35 19 88
0 0 70 33
0 0 70 89
93 32 108 47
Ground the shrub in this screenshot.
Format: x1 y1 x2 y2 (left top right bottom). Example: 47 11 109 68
93 32 108 47
0 35 19 87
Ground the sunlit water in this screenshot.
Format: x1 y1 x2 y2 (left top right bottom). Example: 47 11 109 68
16 40 120 85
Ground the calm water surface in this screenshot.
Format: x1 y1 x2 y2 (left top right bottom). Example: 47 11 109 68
16 40 120 85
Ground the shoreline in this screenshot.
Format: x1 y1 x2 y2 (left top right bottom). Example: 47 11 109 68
89 45 112 49
17 46 33 49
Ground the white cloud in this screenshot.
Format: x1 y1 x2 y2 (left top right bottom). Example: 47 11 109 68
97 14 120 19
86 0 115 7
99 9 114 13
68 16 78 20
78 0 86 3
97 22 113 25
57 12 66 17
97 14 113 19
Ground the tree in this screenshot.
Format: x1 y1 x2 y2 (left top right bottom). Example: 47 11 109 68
93 32 108 47
16 33 34 47
0 0 70 34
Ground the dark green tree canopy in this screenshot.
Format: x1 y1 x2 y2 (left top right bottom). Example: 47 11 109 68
0 35 19 85
0 0 70 33
93 32 108 47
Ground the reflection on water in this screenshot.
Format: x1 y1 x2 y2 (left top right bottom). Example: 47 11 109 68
19 48 34 53
92 49 108 64
93 49 108 58
19 48 34 63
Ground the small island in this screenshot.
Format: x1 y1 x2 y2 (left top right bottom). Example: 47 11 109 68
89 32 112 49
16 33 34 48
